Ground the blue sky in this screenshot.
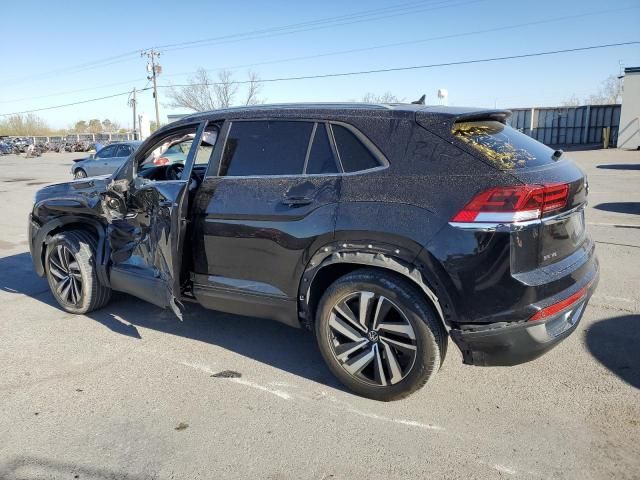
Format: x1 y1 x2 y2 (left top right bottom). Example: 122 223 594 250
1 0 638 129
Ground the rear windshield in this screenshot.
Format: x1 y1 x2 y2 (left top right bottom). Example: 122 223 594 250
452 120 556 169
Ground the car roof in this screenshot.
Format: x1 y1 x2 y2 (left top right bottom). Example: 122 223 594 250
172 103 511 126
106 141 143 146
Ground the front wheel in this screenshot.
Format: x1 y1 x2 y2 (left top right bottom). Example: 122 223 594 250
74 169 87 179
45 230 111 314
315 269 446 401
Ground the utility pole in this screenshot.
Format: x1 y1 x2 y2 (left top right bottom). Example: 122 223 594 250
129 88 137 140
141 48 161 127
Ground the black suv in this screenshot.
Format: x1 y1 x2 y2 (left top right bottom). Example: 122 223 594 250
29 104 599 400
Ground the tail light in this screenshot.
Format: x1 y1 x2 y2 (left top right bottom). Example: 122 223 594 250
528 276 594 322
451 184 569 223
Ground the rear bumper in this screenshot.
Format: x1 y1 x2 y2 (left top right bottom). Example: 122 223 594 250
450 261 599 366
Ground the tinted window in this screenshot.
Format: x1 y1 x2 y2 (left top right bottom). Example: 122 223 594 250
332 124 380 172
220 121 312 176
452 121 557 169
306 124 338 174
96 145 117 158
116 145 132 157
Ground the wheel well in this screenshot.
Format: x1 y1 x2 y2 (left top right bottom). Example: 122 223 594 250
305 263 361 324
304 261 445 333
43 222 95 254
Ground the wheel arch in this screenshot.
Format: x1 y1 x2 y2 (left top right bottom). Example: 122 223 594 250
33 216 109 285
298 242 448 333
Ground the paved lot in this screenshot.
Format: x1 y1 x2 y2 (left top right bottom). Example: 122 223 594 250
1 149 639 480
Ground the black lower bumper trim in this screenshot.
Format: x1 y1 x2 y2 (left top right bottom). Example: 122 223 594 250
450 270 599 367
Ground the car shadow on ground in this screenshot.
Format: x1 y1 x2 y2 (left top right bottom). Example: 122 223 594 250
597 163 640 171
585 314 640 389
0 252 342 391
0 456 147 480
593 202 640 215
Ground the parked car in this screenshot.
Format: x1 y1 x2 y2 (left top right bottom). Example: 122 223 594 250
29 103 598 400
71 141 142 178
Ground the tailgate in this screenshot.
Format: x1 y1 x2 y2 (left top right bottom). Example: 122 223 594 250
510 160 589 272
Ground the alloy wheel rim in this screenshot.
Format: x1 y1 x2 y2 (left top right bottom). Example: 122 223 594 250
49 245 83 305
75 171 86 179
327 291 417 387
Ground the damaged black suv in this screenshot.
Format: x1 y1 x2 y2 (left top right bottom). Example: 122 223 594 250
29 103 598 400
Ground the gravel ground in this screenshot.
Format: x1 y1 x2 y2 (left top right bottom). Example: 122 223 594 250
0 148 638 480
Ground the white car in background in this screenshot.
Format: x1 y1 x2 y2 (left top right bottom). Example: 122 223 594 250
71 141 143 179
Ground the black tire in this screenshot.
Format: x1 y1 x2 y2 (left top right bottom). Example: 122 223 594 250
315 268 447 401
74 169 87 179
45 230 111 314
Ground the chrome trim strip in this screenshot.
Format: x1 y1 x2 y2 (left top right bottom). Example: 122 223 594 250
449 204 586 232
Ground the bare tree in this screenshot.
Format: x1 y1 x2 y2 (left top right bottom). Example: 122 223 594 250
587 74 623 105
244 71 263 106
0 114 51 136
213 70 239 109
361 91 403 103
560 95 582 107
88 119 102 134
561 74 623 106
166 68 263 112
166 68 216 112
73 120 88 133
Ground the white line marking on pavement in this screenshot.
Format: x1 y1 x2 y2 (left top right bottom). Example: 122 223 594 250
179 361 217 375
179 361 291 400
315 391 444 431
232 378 292 400
492 464 517 475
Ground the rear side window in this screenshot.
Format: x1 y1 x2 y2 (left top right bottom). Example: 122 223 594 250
306 124 338 174
96 145 117 158
332 124 380 172
452 120 556 169
116 145 132 157
220 121 313 176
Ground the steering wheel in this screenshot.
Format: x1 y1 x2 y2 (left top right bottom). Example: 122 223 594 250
166 163 184 180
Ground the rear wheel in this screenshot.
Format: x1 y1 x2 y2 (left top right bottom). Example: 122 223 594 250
45 230 111 314
74 169 87 179
315 269 446 401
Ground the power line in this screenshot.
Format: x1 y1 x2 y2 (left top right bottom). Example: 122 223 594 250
159 5 638 80
0 88 151 117
205 5 640 73
3 4 634 106
0 0 457 86
0 78 146 105
156 0 451 50
2 41 637 117
0 51 141 88
161 0 484 53
161 41 640 88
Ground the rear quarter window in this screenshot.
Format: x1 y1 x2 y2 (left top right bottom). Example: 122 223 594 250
331 124 381 172
452 120 556 170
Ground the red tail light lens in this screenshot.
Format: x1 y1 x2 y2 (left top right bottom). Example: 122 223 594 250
451 184 569 223
153 156 170 166
528 280 592 322
541 183 569 213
